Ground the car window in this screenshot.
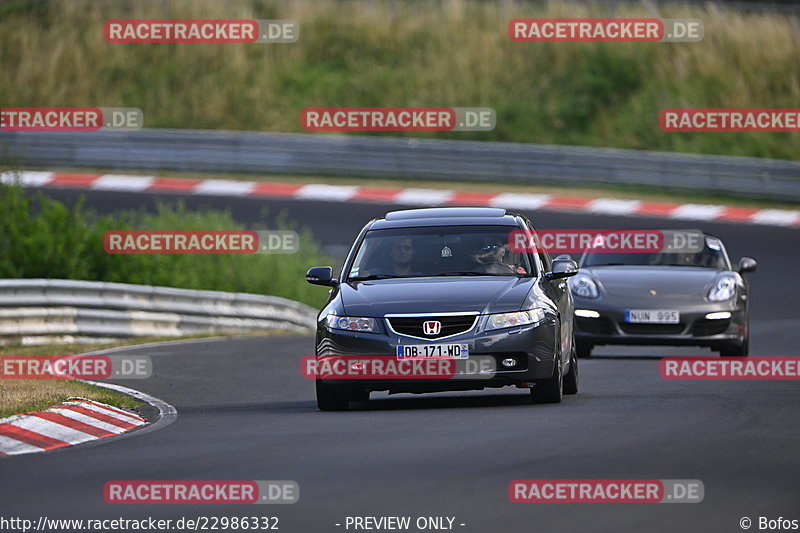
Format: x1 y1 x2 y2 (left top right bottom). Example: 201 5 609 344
347 225 535 279
524 222 551 273
582 237 729 269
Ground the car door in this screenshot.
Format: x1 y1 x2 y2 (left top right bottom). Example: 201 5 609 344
525 219 574 362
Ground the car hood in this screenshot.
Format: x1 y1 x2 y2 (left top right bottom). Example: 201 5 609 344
338 277 533 316
584 266 725 298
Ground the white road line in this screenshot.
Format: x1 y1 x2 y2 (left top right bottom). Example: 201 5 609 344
0 171 54 187
78 399 142 419
81 400 145 422
670 204 726 221
294 184 359 201
489 193 551 210
61 401 145 424
7 417 94 443
194 179 257 196
587 198 641 215
751 209 800 226
0 434 44 455
93 175 155 191
393 188 454 206
45 408 127 434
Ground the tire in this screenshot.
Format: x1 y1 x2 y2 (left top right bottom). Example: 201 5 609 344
562 347 579 395
531 357 563 404
350 388 370 403
576 341 593 358
316 380 350 411
719 335 749 357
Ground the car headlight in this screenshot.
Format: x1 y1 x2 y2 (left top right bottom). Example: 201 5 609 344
708 276 736 302
569 274 599 299
487 308 546 330
325 314 377 333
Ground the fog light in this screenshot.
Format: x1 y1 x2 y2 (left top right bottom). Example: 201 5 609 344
575 309 600 318
501 358 517 368
705 311 731 320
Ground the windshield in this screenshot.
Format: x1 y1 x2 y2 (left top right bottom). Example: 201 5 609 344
581 236 729 269
347 225 535 280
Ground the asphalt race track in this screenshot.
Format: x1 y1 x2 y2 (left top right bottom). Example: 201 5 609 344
2 187 799 533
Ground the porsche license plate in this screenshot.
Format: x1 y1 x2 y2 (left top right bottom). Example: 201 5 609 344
625 309 680 324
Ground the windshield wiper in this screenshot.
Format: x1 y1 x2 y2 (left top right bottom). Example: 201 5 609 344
589 263 635 267
431 271 496 277
347 274 404 281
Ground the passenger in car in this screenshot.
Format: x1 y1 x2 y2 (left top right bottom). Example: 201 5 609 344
366 237 420 276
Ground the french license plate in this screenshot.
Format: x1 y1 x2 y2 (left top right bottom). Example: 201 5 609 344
396 344 469 359
625 309 680 324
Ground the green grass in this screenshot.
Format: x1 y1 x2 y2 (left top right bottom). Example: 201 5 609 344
0 0 798 160
0 379 144 419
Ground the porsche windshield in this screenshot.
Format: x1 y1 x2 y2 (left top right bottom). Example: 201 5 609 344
347 226 534 280
582 237 729 269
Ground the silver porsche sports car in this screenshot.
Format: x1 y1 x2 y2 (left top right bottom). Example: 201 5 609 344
569 233 756 357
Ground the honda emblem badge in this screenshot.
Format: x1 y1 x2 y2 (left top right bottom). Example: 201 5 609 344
423 320 442 335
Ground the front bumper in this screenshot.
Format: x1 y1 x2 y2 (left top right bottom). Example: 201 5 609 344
573 299 746 348
315 317 559 393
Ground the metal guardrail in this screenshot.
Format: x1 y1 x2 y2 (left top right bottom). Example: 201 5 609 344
0 279 317 345
1 129 799 201
557 0 800 15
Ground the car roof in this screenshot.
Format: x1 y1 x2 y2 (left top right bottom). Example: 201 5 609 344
371 207 520 229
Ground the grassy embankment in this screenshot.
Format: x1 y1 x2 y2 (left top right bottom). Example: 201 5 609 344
0 0 797 161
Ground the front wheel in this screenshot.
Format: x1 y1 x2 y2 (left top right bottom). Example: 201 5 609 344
316 380 350 411
562 347 579 395
576 341 593 358
719 336 749 357
531 357 563 404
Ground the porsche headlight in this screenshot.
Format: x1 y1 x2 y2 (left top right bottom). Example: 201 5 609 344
569 274 599 299
708 276 736 302
487 308 546 330
325 314 377 333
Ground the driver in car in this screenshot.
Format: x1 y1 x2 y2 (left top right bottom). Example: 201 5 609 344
471 238 515 274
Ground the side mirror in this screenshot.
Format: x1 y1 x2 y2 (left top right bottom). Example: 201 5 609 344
737 257 757 274
306 266 338 287
546 258 579 280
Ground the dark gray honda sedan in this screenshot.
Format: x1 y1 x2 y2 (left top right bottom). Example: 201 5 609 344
306 207 579 411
